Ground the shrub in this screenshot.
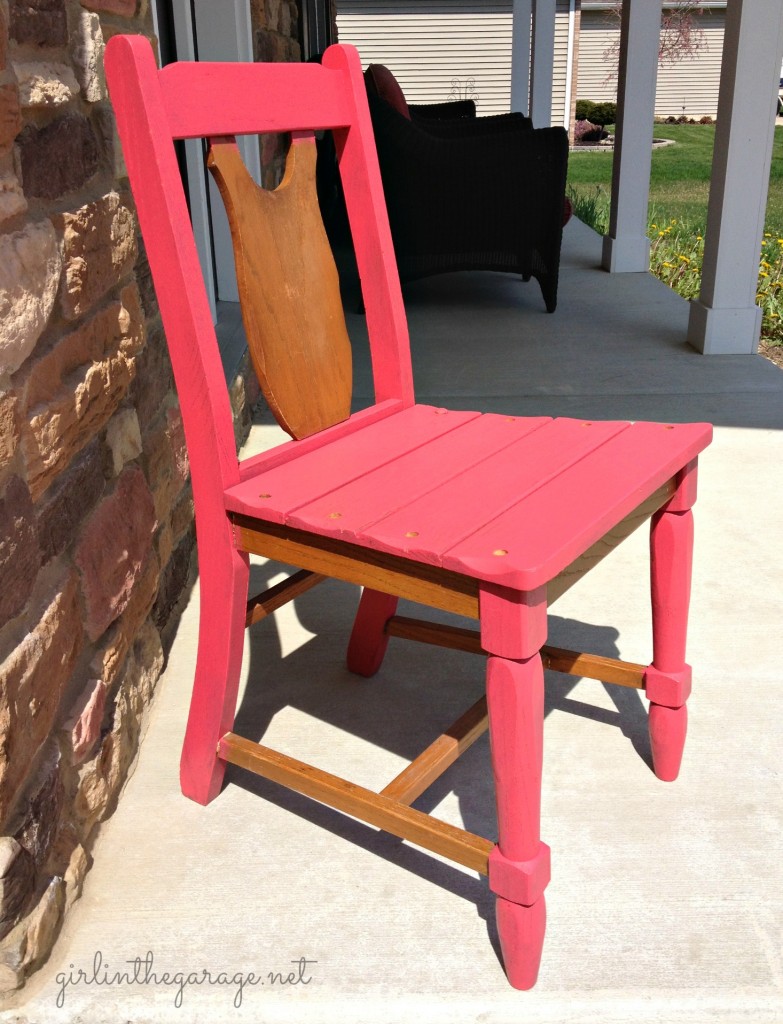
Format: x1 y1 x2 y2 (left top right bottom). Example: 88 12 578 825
588 101 617 126
573 119 609 143
575 99 597 121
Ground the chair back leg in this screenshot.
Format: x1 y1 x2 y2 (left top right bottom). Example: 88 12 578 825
180 527 250 805
347 589 399 677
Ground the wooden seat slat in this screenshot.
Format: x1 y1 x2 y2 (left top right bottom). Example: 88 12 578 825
288 412 550 536
224 404 480 523
351 415 630 565
443 420 712 588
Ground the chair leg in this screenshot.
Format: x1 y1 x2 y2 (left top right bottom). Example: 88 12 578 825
648 506 694 782
180 528 250 805
346 588 398 677
486 653 549 989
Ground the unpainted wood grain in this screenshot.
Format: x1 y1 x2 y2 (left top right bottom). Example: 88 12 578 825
218 733 494 873
245 569 326 628
232 515 481 618
384 616 647 688
208 136 352 440
380 696 489 805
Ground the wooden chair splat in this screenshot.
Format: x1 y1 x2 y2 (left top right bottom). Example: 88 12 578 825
207 134 352 439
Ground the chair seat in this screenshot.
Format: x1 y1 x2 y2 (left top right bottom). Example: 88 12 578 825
224 405 711 590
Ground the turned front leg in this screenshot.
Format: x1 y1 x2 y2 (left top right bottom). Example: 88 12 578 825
647 461 697 781
481 585 550 990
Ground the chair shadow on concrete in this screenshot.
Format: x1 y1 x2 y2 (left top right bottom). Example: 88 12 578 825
227 558 652 969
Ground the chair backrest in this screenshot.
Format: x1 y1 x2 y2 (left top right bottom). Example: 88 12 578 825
104 38 414 499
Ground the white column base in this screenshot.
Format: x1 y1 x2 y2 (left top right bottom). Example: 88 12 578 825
687 300 762 354
601 234 651 273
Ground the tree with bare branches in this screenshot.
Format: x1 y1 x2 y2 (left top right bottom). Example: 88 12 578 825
603 1 707 75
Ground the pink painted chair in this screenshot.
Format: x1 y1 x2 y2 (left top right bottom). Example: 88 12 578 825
105 37 711 989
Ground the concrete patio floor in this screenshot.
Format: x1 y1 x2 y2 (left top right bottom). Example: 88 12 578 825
9 220 783 1024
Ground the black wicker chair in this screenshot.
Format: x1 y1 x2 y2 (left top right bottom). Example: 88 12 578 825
364 65 569 313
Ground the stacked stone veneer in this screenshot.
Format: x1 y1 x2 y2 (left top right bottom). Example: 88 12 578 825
0 0 309 993
251 0 302 188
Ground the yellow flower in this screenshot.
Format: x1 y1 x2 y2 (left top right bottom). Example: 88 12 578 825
762 240 768 246
662 261 674 268
670 218 677 224
759 271 770 278
777 239 783 244
765 232 772 237
678 255 690 263
771 313 780 318
651 223 658 229
696 235 703 241
659 230 665 236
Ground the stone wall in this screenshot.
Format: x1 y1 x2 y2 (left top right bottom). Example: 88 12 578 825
251 0 302 188
0 0 195 993
0 0 320 993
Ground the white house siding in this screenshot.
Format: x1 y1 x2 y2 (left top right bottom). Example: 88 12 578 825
337 0 576 121
336 1 516 115
552 1 575 127
577 5 727 119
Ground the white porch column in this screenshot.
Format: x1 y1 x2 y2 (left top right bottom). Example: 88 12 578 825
530 0 556 127
511 0 532 115
601 0 660 273
687 0 783 354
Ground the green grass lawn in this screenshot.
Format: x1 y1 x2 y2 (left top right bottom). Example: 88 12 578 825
568 123 783 229
567 124 783 345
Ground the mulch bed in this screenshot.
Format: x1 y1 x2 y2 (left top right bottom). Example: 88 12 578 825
759 340 783 370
